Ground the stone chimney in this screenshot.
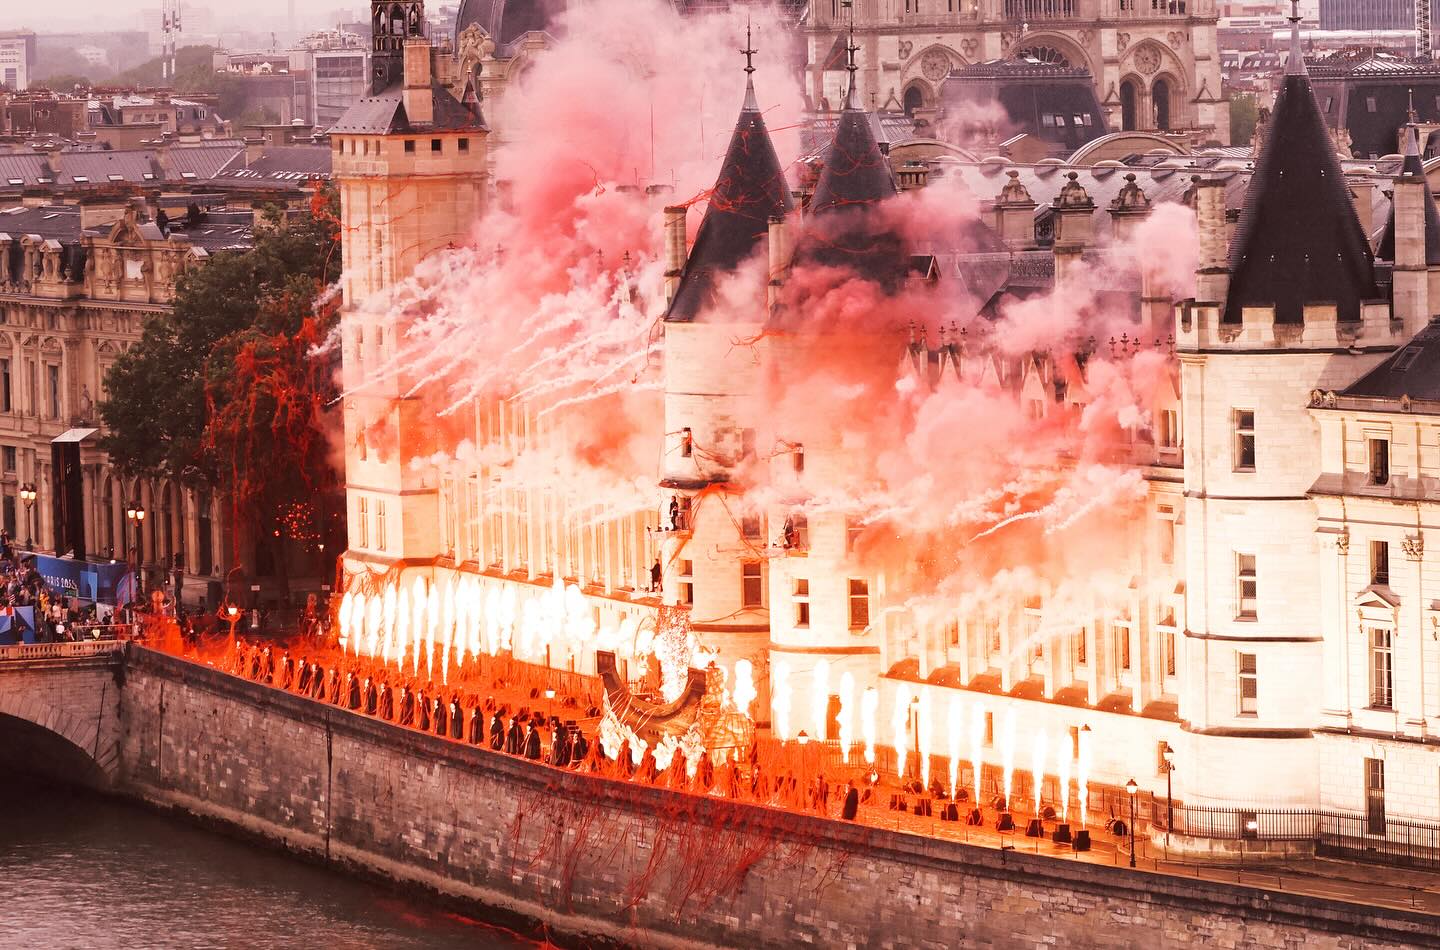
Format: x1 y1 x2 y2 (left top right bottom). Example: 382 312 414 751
663 205 687 305
768 213 791 309
1052 172 1095 290
1393 135 1430 337
403 38 433 128
1107 173 1152 246
1194 179 1229 305
993 170 1037 249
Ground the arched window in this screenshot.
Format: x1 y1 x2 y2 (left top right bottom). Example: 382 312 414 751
903 85 925 117
1153 77 1172 131
1120 79 1138 132
1016 45 1071 68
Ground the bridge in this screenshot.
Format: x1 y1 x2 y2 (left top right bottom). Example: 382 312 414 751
0 640 125 787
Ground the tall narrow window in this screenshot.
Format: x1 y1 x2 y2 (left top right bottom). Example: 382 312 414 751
1113 622 1131 671
741 561 763 607
376 499 387 551
846 516 863 555
793 446 805 473
739 427 756 460
46 364 58 419
1075 629 1088 665
680 427 692 458
1368 438 1390 486
1165 632 1177 676
1238 652 1258 715
1370 627 1394 709
1158 517 1175 565
1159 408 1179 449
357 497 369 548
1236 553 1257 619
794 578 810 627
1365 758 1386 835
1370 540 1390 587
1 358 11 412
848 578 869 629
740 512 762 541
679 559 694 606
1233 410 1256 471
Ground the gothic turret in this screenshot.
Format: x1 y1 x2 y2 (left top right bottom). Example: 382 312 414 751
665 32 793 323
371 0 425 94
808 27 896 217
1223 6 1377 324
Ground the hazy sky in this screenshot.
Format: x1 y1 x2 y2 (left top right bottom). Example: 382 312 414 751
5 0 366 34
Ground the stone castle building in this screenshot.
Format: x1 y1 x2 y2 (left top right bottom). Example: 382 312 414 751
337 2 1440 840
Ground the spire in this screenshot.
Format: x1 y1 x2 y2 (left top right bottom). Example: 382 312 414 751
741 20 758 112
844 9 860 111
1409 87 1420 125
1285 0 1306 77
664 45 793 321
1224 0 1377 324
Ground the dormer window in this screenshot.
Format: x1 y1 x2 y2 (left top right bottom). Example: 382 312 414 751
1368 438 1389 486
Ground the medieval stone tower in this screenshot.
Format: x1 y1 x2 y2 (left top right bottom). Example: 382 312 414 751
333 0 489 570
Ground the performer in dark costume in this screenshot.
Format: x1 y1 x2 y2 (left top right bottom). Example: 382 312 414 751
364 678 378 715
296 659 312 695
468 705 484 744
449 699 464 740
432 696 447 736
569 726 588 766
378 683 394 721
523 719 542 760
505 714 524 755
398 686 415 726
490 708 506 750
417 690 431 731
346 672 362 710
842 782 859 820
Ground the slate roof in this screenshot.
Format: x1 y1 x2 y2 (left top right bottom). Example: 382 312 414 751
1343 320 1440 400
808 95 897 216
940 59 1108 154
665 79 793 323
328 83 486 135
1224 38 1378 324
1309 48 1440 159
1375 126 1440 266
51 150 161 185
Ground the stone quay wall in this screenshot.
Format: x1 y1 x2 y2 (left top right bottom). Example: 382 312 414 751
114 647 1437 949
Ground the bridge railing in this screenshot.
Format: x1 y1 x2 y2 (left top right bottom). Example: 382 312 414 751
0 639 126 661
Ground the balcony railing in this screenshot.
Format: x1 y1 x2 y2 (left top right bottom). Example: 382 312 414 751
0 638 127 661
1003 0 1078 19
1117 0 1190 16
1160 803 1440 871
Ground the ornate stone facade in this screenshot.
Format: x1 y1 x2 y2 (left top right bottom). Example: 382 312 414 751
805 0 1230 143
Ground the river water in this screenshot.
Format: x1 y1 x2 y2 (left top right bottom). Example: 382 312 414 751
0 780 540 950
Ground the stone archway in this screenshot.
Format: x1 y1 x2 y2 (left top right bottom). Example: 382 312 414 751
1011 32 1091 74
1120 77 1140 132
903 82 928 117
0 658 121 789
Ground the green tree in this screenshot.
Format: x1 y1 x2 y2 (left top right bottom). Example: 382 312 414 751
1230 93 1259 147
99 187 343 576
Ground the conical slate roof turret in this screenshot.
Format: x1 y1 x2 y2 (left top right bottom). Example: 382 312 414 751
666 31 793 322
808 25 897 215
1376 123 1440 266
1224 2 1377 323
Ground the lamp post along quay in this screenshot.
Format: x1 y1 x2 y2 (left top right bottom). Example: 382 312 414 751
19 483 35 550
1126 778 1138 869
126 502 146 599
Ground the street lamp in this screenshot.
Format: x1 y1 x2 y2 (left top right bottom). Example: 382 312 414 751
1125 778 1139 868
18 483 35 549
1160 741 1175 847
125 502 146 600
